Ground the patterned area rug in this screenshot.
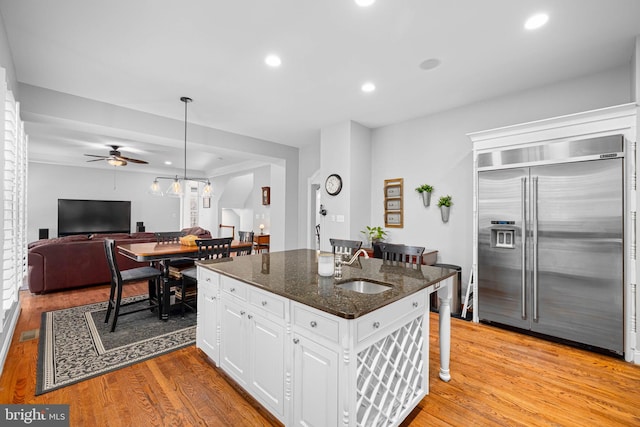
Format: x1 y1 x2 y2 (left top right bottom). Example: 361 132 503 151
36 295 196 395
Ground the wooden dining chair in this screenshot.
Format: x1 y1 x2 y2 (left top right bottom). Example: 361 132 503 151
103 239 163 332
154 231 185 244
155 231 194 274
177 237 233 317
237 231 254 255
378 242 425 267
330 238 363 257
238 230 254 243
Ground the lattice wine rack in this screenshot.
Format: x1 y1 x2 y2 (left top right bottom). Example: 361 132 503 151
355 316 425 426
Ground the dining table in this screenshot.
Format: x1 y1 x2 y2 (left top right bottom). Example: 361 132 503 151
118 240 254 320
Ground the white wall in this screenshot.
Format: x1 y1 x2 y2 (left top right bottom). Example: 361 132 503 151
297 142 321 249
28 163 181 242
0 13 17 94
349 122 372 243
317 121 373 251
319 122 351 250
370 64 633 284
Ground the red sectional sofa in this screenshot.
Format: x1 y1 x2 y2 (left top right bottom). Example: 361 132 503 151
27 227 211 294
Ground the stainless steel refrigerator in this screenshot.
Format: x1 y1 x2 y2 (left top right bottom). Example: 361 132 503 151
477 136 624 355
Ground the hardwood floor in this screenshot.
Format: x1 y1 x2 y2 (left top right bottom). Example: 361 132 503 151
1 284 639 426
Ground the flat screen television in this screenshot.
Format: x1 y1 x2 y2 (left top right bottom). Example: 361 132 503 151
58 199 131 236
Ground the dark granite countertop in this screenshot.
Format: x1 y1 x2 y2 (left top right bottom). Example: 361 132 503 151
197 249 456 319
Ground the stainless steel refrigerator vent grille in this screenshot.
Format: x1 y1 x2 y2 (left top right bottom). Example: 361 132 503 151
477 135 623 168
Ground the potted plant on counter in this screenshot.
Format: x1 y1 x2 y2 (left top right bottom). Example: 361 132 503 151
438 195 452 223
361 225 387 246
415 184 434 207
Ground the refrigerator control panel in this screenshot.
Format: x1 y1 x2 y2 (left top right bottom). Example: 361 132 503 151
490 221 516 249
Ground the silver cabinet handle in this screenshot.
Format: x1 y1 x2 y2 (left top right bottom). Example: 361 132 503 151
240 310 245 316
230 287 236 292
293 338 299 344
412 302 418 308
310 321 317 328
248 314 253 319
262 301 267 306
205 277 211 282
373 321 380 329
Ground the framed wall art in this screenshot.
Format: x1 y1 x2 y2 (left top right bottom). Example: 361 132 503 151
386 199 401 211
384 178 403 228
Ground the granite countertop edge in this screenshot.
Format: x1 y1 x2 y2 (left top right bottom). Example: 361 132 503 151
197 249 456 319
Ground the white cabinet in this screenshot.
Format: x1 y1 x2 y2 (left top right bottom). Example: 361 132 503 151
220 294 248 386
218 275 288 422
196 269 220 364
292 332 338 427
249 312 285 417
197 265 441 427
291 302 342 426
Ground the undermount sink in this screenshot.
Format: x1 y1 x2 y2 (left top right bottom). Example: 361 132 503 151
337 280 392 294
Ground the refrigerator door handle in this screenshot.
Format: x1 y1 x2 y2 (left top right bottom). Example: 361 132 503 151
521 176 527 320
532 176 539 322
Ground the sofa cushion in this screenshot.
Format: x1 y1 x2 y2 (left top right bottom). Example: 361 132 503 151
28 234 90 249
130 232 156 239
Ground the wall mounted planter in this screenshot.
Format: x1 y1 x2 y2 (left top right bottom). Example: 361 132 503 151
422 192 431 207
440 206 450 223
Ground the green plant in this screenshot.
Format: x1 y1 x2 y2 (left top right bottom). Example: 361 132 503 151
360 226 387 242
437 195 453 207
415 184 434 193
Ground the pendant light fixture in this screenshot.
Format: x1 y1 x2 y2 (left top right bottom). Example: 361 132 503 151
149 96 212 197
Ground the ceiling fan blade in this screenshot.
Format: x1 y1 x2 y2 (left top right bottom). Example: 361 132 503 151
84 147 148 166
119 156 148 164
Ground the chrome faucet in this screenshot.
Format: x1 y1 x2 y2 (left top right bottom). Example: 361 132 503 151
342 249 369 265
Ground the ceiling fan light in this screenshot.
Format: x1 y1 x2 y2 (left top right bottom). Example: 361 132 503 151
108 158 126 166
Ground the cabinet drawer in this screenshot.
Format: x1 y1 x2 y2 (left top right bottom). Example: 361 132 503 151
292 304 340 343
249 287 286 319
356 292 426 344
221 276 247 300
197 268 219 290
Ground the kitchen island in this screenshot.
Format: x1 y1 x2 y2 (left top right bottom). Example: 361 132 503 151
196 249 455 426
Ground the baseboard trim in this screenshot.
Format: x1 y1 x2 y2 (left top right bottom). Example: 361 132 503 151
0 298 21 377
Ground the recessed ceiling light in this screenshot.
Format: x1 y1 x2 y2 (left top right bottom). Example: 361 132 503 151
419 58 441 71
361 82 376 93
355 0 375 7
164 161 172 165
265 54 282 67
524 13 549 30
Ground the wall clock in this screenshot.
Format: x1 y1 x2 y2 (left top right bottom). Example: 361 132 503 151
325 174 343 196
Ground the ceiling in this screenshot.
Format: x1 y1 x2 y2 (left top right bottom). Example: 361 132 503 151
1 0 640 174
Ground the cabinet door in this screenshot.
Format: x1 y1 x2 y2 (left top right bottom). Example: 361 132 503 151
196 270 219 364
249 314 285 418
220 296 248 386
292 334 338 427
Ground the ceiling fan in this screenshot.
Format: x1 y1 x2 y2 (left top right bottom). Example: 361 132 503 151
84 145 148 166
